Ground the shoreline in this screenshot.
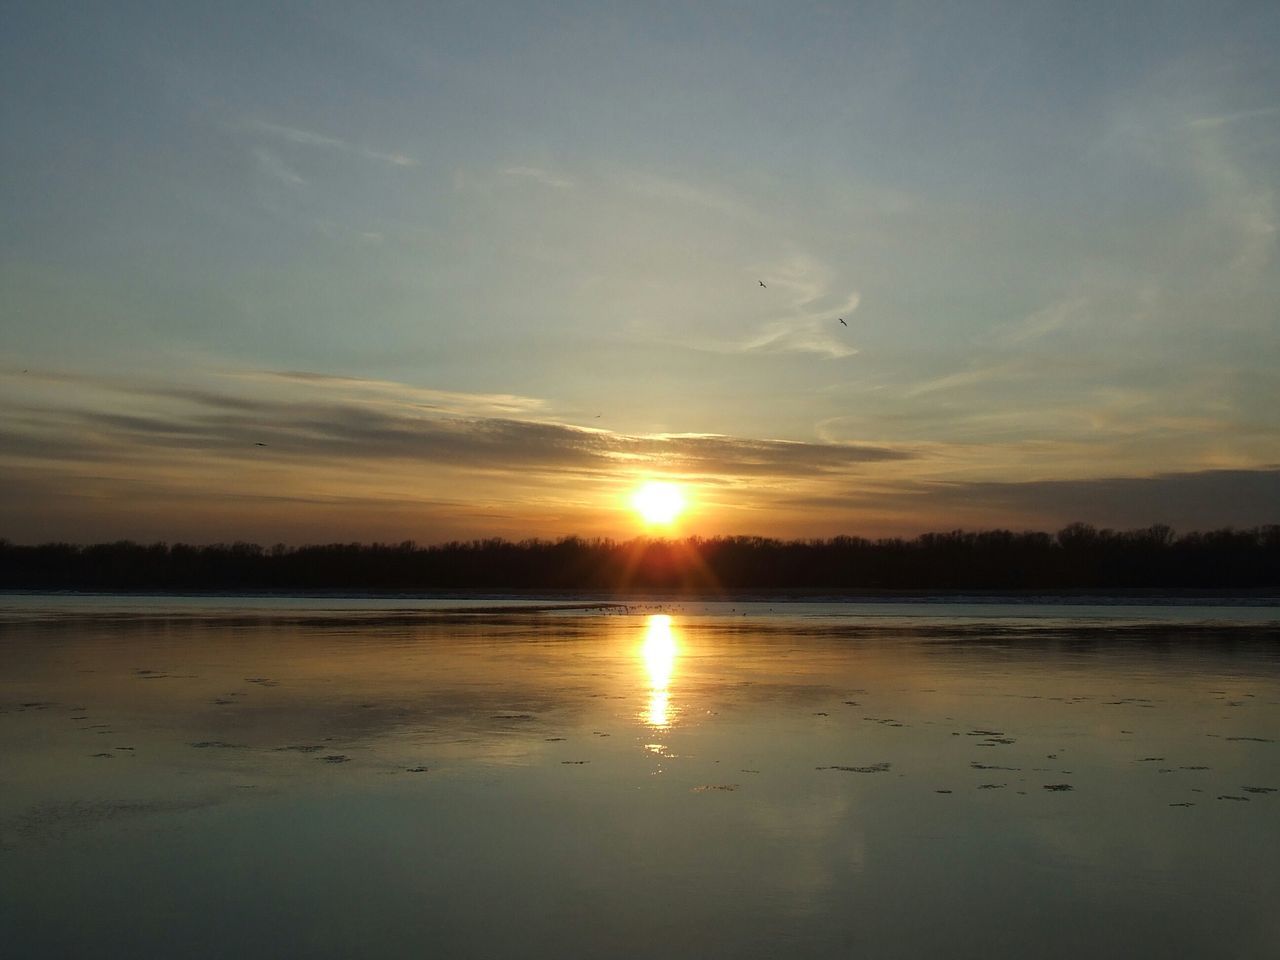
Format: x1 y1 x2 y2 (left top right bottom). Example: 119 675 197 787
3 586 1279 605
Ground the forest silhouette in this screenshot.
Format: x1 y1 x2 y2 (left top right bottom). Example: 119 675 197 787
2 524 1278 592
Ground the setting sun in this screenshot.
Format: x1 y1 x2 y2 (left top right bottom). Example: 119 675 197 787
631 481 686 525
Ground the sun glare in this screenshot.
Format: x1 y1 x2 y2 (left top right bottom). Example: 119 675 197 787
641 614 678 728
631 481 685 525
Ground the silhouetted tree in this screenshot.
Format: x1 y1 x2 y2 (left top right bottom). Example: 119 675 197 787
0 526 1276 592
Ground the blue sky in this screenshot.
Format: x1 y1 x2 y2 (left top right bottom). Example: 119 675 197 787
2 1 1278 542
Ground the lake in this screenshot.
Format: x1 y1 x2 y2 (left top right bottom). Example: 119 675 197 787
2 596 1279 958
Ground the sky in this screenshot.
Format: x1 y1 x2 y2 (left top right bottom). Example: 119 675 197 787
2 1 1278 544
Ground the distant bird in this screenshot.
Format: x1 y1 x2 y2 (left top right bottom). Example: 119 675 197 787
254 442 267 447
594 414 601 418
758 280 767 288
838 318 847 326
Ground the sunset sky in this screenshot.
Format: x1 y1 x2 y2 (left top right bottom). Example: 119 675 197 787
3 1 1278 544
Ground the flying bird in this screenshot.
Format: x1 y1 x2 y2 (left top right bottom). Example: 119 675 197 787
838 318 847 326
254 442 267 447
758 280 767 288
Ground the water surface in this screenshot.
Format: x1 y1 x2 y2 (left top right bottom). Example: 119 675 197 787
2 598 1278 958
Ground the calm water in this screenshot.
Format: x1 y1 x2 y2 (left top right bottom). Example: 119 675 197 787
2 597 1279 959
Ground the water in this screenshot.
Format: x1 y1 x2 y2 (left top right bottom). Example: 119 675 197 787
2 597 1278 958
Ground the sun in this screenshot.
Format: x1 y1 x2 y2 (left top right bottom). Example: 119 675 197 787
631 481 686 525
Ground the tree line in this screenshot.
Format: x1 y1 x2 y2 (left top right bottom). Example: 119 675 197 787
2 523 1278 591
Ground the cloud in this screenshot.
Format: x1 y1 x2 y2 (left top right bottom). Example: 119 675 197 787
224 370 549 417
782 468 1280 532
0 367 924 543
250 119 418 167
1185 105 1280 130
614 433 908 476
995 297 1089 346
741 255 860 359
500 166 573 189
0 370 910 482
252 120 346 149
0 464 512 548
927 468 1280 530
9 367 1272 542
622 172 753 220
1101 84 1278 283
252 147 305 185
1183 114 1277 277
899 359 1028 399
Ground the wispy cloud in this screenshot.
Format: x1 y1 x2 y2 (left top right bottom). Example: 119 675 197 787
1183 112 1277 277
250 119 418 167
1101 85 1278 282
911 468 1280 531
741 255 860 359
996 297 1089 346
900 359 1028 399
0 370 909 480
225 370 548 418
622 172 753 220
252 147 305 185
500 166 573 189
1185 105 1280 129
5 366 1275 542
776 467 1280 533
617 432 908 476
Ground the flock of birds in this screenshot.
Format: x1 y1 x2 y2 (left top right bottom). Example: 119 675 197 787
760 278 847 326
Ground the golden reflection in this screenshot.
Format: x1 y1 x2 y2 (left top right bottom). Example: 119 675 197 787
641 614 679 728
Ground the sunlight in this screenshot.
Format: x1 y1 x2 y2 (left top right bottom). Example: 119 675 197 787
640 614 678 728
631 481 686 525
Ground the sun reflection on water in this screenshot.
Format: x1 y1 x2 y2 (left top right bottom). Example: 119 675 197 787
641 614 678 728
